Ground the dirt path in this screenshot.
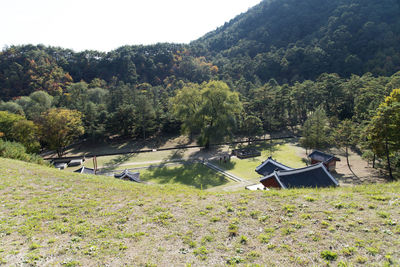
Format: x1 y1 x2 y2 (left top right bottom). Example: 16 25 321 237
291 142 387 185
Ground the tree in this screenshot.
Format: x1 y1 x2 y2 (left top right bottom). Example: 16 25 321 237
38 108 84 157
366 89 400 180
300 106 330 152
172 81 242 148
334 119 358 176
0 102 25 116
108 104 136 137
17 91 53 120
241 115 263 144
0 111 25 140
0 111 40 153
134 94 157 139
197 81 242 148
170 83 202 140
10 119 40 153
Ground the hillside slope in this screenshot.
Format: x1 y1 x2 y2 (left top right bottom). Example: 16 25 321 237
0 158 399 265
193 0 400 82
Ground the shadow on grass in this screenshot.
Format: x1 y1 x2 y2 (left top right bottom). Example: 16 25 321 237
245 141 283 155
169 149 186 160
141 163 229 189
332 172 364 185
103 153 137 170
210 159 237 172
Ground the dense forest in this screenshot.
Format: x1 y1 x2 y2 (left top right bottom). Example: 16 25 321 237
0 0 399 178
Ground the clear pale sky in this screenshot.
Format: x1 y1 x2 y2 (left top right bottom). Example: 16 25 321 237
1 0 262 52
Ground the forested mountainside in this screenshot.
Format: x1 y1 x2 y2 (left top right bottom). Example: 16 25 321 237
1 0 400 99
0 0 399 177
193 0 400 83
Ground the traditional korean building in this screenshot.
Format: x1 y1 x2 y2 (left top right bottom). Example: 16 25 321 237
260 163 339 189
255 156 293 176
114 169 141 183
74 166 95 174
308 150 340 172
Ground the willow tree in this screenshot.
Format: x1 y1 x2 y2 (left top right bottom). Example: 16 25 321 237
172 81 242 148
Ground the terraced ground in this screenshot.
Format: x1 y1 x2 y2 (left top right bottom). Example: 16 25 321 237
0 157 399 266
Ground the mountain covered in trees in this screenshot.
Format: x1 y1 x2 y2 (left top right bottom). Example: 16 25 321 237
193 0 400 83
1 0 400 99
0 0 400 177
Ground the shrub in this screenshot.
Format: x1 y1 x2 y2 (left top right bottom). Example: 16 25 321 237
320 250 338 261
0 140 47 165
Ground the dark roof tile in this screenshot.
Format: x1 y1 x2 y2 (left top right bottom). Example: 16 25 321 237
308 150 340 163
260 163 338 189
255 157 293 176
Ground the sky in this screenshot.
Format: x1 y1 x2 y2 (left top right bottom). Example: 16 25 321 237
1 0 262 52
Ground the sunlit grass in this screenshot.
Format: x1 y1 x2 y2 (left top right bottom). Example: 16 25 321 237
0 157 399 266
212 142 306 181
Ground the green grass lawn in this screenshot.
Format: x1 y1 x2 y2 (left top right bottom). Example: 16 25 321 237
213 142 307 182
0 157 399 266
140 163 229 189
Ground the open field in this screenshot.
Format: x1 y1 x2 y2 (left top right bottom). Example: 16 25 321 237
0 157 399 266
62 136 388 192
140 163 231 190
211 142 307 182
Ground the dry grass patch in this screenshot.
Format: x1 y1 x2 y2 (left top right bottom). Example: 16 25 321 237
0 158 399 266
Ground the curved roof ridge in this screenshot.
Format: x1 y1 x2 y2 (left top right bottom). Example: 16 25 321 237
276 163 324 175
255 156 293 171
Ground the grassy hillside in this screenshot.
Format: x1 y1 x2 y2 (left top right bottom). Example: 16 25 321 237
0 158 399 266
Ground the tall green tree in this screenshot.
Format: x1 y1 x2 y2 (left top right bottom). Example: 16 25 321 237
367 89 400 180
170 83 202 140
197 81 242 148
241 115 263 144
172 81 242 148
38 108 84 157
300 106 330 152
134 94 157 139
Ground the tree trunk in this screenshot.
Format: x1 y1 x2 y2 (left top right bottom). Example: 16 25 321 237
385 138 394 180
372 153 375 168
57 149 63 158
345 145 357 177
205 140 210 150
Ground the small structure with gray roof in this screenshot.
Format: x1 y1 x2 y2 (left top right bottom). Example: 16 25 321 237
114 169 141 183
260 163 339 189
308 150 340 172
74 166 95 174
255 156 294 176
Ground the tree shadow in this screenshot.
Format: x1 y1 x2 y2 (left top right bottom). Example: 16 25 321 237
332 172 364 185
169 148 187 160
141 163 229 189
186 146 227 161
102 153 138 170
210 158 237 172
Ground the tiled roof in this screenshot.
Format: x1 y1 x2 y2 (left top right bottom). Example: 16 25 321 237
308 150 340 163
255 157 293 176
74 167 95 174
260 163 338 189
114 169 141 183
